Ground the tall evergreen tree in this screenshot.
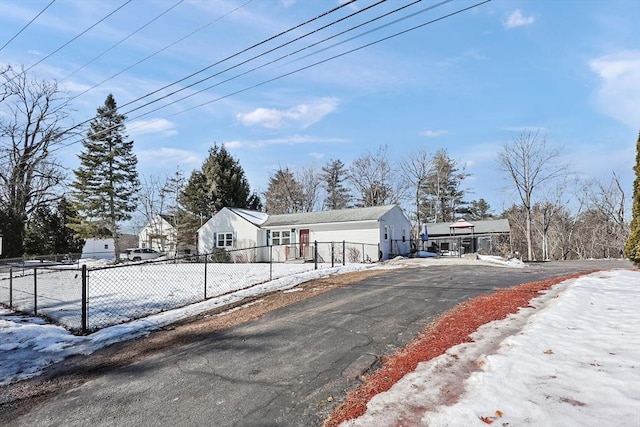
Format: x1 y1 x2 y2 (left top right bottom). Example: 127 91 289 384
24 198 84 255
265 168 304 214
467 198 493 220
179 143 261 219
421 149 469 223
321 159 351 210
625 131 640 265
71 94 139 261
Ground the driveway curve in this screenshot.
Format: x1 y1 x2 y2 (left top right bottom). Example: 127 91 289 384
8 260 628 426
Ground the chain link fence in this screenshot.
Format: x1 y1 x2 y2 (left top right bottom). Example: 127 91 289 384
0 241 379 334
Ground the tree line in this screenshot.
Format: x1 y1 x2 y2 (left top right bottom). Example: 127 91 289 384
1 66 638 263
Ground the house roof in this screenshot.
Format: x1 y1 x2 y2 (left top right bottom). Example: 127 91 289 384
227 208 269 226
425 218 510 236
262 205 399 227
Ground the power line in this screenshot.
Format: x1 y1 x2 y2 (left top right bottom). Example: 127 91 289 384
51 0 491 154
51 0 358 145
68 0 254 103
116 0 358 111
138 0 487 122
0 0 56 52
61 0 185 82
8 0 133 83
122 0 389 117
118 0 448 119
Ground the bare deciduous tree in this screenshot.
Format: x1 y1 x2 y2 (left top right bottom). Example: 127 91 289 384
0 65 72 256
297 165 321 213
349 145 405 207
581 172 628 257
400 148 432 236
497 131 566 260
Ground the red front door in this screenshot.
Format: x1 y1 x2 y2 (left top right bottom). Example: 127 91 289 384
299 229 310 258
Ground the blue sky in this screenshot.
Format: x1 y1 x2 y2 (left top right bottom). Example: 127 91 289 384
1 0 639 217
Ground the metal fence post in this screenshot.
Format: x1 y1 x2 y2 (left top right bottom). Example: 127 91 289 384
9 267 13 307
314 241 318 270
33 268 37 315
82 265 87 334
362 244 365 263
204 254 208 300
331 243 334 268
342 240 346 265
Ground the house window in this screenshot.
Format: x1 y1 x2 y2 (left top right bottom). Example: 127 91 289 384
216 232 234 247
104 244 109 250
383 226 389 241
271 230 291 245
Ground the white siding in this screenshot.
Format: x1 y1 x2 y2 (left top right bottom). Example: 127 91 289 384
267 220 381 262
81 238 115 260
198 208 261 255
138 216 176 253
379 206 412 259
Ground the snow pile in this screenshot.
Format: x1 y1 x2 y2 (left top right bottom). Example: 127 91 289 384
478 254 526 268
344 269 640 426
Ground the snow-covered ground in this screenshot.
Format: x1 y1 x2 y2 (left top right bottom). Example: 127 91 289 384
344 269 640 426
2 260 638 425
0 262 383 386
0 259 351 331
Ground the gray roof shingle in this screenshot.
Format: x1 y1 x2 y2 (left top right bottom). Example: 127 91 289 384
262 205 398 227
425 218 510 236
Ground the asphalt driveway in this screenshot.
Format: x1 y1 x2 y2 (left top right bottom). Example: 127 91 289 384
9 260 629 426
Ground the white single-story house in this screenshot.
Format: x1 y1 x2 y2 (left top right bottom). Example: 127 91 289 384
198 207 269 255
138 214 197 256
139 214 177 253
197 205 411 262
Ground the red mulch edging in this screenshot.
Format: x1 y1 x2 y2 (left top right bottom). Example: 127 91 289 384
324 271 598 426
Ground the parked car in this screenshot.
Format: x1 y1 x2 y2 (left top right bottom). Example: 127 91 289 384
122 248 165 262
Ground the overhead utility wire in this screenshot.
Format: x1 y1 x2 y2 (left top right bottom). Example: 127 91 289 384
123 0 440 118
61 0 185 82
52 0 356 144
6 0 132 83
115 0 357 111
126 0 451 120
133 0 492 127
68 0 254 102
287 0 453 65
0 0 56 52
121 0 390 117
52 0 490 153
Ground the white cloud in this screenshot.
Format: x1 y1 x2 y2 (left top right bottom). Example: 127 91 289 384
136 147 201 167
128 119 178 137
589 50 640 129
236 98 339 129
223 134 348 148
223 140 243 149
419 129 448 138
503 9 536 29
309 152 324 160
501 126 548 133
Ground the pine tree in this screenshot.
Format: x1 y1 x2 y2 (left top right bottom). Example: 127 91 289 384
71 94 139 261
24 198 84 255
180 143 261 219
625 131 640 265
321 159 351 210
265 168 304 214
421 149 469 223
